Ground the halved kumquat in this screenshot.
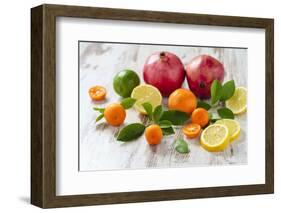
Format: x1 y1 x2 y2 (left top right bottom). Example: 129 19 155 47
89 86 107 101
182 123 201 139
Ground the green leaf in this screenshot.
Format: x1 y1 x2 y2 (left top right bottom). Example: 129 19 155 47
161 127 175 136
220 80 235 101
197 101 211 110
95 113 104 122
120 97 136 109
160 110 189 125
208 112 213 120
217 107 234 119
210 119 220 123
117 123 146 142
211 80 222 105
174 139 190 154
153 105 163 122
158 120 172 129
142 102 153 120
93 107 105 113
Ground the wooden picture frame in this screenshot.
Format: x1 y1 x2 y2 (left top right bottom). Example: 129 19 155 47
31 4 274 208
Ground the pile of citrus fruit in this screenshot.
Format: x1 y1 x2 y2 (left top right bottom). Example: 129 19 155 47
89 52 247 153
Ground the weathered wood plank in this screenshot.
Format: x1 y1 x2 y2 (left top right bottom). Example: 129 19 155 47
79 42 247 171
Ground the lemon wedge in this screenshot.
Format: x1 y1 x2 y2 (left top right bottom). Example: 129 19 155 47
131 84 162 114
216 119 240 142
225 87 247 115
200 124 230 152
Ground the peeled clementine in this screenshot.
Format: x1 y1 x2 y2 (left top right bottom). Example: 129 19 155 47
182 123 201 139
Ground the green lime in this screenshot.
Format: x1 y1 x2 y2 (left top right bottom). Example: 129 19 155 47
113 69 140 98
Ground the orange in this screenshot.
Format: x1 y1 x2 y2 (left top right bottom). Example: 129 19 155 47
168 88 197 114
182 123 201 139
145 124 163 145
89 86 106 101
104 103 126 126
191 108 209 128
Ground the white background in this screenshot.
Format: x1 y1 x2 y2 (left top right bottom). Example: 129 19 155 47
0 0 279 212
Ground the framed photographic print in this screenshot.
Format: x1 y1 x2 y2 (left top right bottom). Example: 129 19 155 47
31 4 274 208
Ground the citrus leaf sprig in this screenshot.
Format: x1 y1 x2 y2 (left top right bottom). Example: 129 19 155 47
141 102 175 136
120 97 137 109
142 102 189 135
197 101 211 110
211 80 235 105
93 97 136 123
220 80 235 101
116 123 146 142
200 79 236 122
153 105 163 122
211 80 222 105
174 139 190 154
160 110 189 126
93 107 105 122
142 102 153 121
217 107 234 119
116 101 189 142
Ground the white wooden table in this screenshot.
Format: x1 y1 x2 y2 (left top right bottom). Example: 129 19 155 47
79 42 247 171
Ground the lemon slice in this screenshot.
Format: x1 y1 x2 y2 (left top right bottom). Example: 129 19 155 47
216 119 240 142
131 84 162 114
200 124 230 152
225 87 247 115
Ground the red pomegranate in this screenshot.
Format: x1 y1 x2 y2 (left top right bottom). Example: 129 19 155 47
143 52 185 96
186 55 224 99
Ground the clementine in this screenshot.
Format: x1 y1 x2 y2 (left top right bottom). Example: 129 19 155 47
168 88 197 114
191 108 209 128
104 103 126 126
145 124 163 145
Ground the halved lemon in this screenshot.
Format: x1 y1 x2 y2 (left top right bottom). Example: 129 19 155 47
225 87 247 115
131 84 162 114
216 119 240 142
200 124 230 152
